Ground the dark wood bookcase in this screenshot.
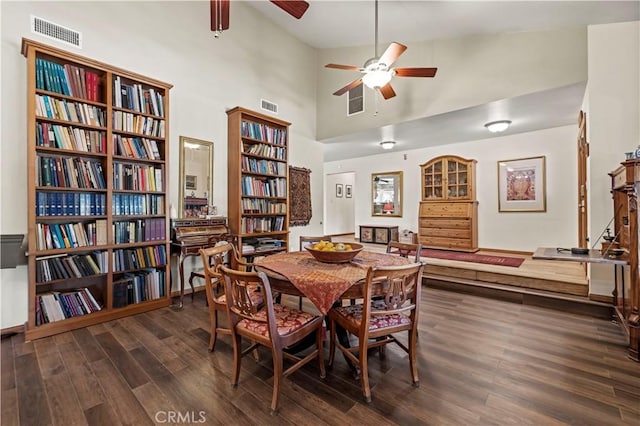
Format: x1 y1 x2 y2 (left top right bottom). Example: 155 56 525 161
226 107 290 256
22 38 173 340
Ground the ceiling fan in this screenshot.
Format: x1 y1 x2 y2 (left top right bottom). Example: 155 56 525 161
325 0 437 100
211 0 309 37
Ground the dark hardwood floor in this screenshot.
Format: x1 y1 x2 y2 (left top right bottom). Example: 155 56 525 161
2 288 639 425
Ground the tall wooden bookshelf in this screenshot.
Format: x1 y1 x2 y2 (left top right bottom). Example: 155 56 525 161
22 39 172 340
227 107 290 255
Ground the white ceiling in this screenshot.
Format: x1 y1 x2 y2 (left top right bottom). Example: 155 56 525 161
245 1 639 161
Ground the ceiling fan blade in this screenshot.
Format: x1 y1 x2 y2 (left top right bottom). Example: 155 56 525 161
333 79 363 96
210 0 230 31
394 67 438 78
379 83 396 100
378 42 407 67
325 63 361 71
270 0 310 19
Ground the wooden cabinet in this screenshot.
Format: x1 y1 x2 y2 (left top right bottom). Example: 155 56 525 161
227 107 289 255
418 155 478 252
23 38 172 340
609 159 640 361
359 225 399 245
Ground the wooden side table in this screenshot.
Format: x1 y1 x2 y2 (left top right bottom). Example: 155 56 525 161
359 225 399 245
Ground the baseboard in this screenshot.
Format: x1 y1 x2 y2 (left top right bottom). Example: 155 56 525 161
479 247 533 256
589 293 614 304
1 324 24 337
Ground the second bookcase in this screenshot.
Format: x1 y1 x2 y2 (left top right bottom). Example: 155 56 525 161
227 107 290 256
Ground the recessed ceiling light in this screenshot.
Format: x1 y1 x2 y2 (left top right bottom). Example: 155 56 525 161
380 141 396 150
484 120 512 133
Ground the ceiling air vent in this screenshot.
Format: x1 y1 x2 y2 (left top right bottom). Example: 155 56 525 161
31 16 82 48
347 84 364 116
261 99 278 115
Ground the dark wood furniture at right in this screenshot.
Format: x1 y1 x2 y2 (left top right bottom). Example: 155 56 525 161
359 225 399 245
418 155 478 252
609 159 639 361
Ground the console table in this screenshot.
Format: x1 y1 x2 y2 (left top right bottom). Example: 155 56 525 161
171 217 231 308
359 225 399 245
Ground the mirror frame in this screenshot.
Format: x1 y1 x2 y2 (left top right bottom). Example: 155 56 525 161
178 136 214 218
371 171 403 217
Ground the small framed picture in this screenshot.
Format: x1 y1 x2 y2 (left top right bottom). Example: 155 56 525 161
345 185 352 198
336 184 343 198
185 175 197 190
497 156 546 212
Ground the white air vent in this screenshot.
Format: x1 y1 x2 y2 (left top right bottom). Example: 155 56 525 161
261 99 278 114
347 84 364 116
31 16 82 48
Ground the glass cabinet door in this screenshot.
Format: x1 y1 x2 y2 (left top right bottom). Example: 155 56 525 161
422 159 444 199
421 156 475 201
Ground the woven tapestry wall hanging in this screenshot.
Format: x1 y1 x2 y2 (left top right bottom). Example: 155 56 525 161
289 166 312 226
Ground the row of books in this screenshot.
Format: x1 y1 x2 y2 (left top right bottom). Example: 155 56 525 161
36 251 108 283
36 122 106 153
36 95 106 127
241 120 287 145
241 198 286 214
113 269 166 308
35 288 102 325
241 216 285 234
241 157 287 176
241 176 287 198
112 135 162 160
37 155 106 189
35 58 100 102
113 245 167 272
242 143 286 160
36 220 107 250
113 218 166 244
112 193 165 216
113 76 164 116
113 163 164 192
112 111 165 138
36 192 106 217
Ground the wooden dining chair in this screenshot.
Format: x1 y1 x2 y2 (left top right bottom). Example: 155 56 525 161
199 243 264 352
386 240 422 262
328 262 425 403
219 264 326 414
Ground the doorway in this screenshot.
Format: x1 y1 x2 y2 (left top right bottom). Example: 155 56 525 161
324 172 355 236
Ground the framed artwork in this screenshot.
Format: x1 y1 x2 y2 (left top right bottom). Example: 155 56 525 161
345 185 352 198
360 226 373 243
336 183 343 198
185 175 197 190
375 228 389 244
498 156 546 212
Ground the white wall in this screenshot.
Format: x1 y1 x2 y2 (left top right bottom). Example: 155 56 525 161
325 125 579 252
586 21 640 295
0 1 324 328
325 172 355 236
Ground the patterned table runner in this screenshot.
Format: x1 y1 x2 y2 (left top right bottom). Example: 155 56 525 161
255 251 409 314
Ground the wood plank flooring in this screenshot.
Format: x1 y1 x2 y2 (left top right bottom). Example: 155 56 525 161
2 288 639 426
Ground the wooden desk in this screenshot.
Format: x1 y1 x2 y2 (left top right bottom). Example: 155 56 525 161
532 247 628 266
255 251 410 314
171 217 231 308
359 225 399 245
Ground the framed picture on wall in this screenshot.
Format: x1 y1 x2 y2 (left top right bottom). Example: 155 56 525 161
497 156 546 212
336 184 343 198
345 185 352 198
185 175 197 190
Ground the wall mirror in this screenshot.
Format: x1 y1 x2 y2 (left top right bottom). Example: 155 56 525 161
179 136 214 218
372 171 403 217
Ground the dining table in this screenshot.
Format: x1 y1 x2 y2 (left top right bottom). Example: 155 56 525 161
254 250 412 315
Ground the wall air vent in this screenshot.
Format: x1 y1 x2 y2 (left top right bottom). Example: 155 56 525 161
261 99 278 114
31 16 82 48
347 84 364 116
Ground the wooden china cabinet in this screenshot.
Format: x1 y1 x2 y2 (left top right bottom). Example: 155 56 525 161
609 158 640 361
418 155 478 252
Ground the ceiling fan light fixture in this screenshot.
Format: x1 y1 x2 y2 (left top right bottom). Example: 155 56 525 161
484 120 512 133
362 69 393 89
380 140 396 150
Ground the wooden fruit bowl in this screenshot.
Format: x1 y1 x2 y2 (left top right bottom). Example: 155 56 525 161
305 242 364 263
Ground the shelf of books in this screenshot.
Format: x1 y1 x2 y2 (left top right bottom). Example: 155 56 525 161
227 107 290 256
22 38 172 340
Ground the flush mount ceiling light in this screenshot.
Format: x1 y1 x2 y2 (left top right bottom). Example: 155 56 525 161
484 120 512 133
380 140 396 150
